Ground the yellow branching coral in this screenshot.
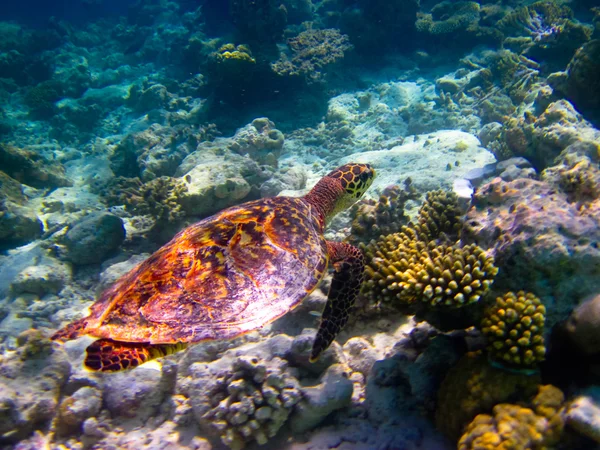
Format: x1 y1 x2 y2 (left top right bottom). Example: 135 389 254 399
363 228 498 309
215 44 256 64
481 291 546 371
413 189 463 242
436 351 541 442
457 385 566 450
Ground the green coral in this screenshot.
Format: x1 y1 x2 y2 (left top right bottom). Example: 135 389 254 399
457 385 566 449
481 291 546 371
362 227 498 309
348 181 418 247
412 189 463 242
436 351 541 442
271 28 352 83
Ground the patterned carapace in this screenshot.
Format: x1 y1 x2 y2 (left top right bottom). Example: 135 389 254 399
51 163 376 372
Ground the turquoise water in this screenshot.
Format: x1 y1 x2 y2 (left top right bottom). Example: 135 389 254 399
0 1 599 449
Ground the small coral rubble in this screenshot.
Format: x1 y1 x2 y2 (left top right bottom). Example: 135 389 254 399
199 355 302 450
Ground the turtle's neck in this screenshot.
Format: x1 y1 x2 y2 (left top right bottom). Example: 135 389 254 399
304 178 345 232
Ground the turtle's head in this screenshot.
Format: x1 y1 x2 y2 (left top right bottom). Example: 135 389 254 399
306 163 376 226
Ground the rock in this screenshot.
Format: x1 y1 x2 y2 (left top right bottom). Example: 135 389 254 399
0 200 42 250
364 357 412 424
463 177 600 328
565 293 600 356
0 332 71 443
229 118 285 167
176 148 268 218
56 386 102 435
561 40 600 126
0 143 71 189
9 258 71 296
63 212 125 265
103 360 176 423
342 337 378 377
339 130 496 194
567 393 600 443
289 363 353 433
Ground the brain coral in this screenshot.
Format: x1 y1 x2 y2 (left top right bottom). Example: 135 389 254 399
481 291 546 371
457 385 566 449
362 227 498 310
436 351 541 441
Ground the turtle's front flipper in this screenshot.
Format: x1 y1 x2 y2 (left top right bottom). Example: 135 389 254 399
84 338 187 372
310 241 364 362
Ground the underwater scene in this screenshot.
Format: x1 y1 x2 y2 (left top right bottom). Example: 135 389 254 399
0 0 600 448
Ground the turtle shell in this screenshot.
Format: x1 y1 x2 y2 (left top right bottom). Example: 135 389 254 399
79 196 328 344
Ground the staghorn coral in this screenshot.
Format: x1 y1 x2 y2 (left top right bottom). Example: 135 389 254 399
202 355 302 450
435 351 541 442
362 227 498 310
412 189 463 243
481 291 546 371
348 181 418 247
271 28 352 84
457 385 566 449
498 1 592 68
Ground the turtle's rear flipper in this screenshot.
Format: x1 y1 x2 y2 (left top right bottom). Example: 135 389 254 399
310 242 364 362
51 318 88 343
84 338 186 372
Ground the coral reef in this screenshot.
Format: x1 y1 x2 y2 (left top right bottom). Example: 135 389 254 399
102 176 187 227
271 28 352 84
481 291 546 371
412 189 463 243
362 227 497 311
498 1 592 68
0 143 71 189
462 174 600 328
559 39 600 126
458 385 566 449
195 355 302 449
435 351 541 442
228 118 284 167
348 181 418 247
564 293 600 356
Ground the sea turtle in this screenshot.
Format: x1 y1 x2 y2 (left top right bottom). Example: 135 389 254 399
51 163 376 372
